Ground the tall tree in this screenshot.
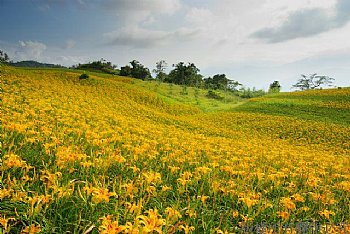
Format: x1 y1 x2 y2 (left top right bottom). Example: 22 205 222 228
120 65 132 77
130 60 151 80
153 60 168 82
269 80 281 93
120 60 151 80
0 50 10 64
167 62 201 86
292 74 334 91
204 74 241 91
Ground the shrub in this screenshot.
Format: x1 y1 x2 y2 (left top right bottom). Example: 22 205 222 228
206 90 224 100
79 73 89 80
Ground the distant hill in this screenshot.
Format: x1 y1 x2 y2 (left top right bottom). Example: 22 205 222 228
10 60 65 68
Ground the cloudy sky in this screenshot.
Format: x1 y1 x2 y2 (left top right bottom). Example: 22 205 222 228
1 0 350 90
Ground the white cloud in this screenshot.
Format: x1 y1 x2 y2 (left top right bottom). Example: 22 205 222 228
15 41 47 61
65 39 76 49
103 0 181 15
252 0 350 43
104 26 200 49
102 0 181 26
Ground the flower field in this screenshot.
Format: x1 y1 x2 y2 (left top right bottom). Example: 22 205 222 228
1 66 350 233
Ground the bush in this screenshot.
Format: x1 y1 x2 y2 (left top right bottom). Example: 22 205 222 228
79 73 89 80
206 90 224 100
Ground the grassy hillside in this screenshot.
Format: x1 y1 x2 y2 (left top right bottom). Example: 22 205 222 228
1 66 350 233
235 88 350 125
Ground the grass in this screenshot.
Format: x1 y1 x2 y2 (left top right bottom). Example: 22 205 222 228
1 66 350 233
235 88 350 125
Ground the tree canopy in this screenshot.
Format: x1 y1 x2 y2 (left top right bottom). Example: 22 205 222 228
166 62 202 86
292 74 335 91
153 60 168 82
75 59 117 74
269 81 281 93
0 50 10 64
204 74 242 91
120 60 151 80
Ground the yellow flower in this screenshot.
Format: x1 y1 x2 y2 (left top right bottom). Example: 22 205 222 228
125 201 143 215
3 153 27 168
165 207 182 223
280 197 296 210
99 215 125 234
161 185 172 192
277 211 290 220
0 188 13 200
168 166 180 174
239 197 257 209
197 195 210 205
21 224 41 234
215 228 232 234
122 182 139 198
80 161 93 168
232 210 239 218
179 224 195 234
319 209 335 219
91 188 116 204
143 171 162 184
292 193 305 203
138 209 165 233
0 216 15 233
40 170 62 187
185 208 197 218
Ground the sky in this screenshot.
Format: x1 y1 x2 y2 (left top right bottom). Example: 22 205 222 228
1 0 350 91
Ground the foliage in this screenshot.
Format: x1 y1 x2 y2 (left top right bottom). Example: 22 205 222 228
153 60 168 82
268 80 281 93
238 87 266 98
120 60 151 80
75 59 117 75
204 74 242 91
119 65 132 77
166 62 202 86
79 73 89 79
206 90 224 100
292 74 335 91
0 49 10 64
1 67 350 233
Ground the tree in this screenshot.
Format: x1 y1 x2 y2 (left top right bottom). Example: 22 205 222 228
120 65 132 77
167 62 201 86
292 74 334 91
153 60 168 82
130 60 151 80
227 80 242 91
0 50 10 64
269 80 281 93
212 74 227 90
120 60 151 80
204 74 241 91
75 59 117 74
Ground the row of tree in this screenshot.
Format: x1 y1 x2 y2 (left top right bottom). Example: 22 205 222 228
119 60 335 93
0 49 335 92
118 60 269 98
72 59 117 74
120 60 246 92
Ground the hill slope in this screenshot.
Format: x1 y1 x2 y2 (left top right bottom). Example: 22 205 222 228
235 88 350 125
1 67 350 233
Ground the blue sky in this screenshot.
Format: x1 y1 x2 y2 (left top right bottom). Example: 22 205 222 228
1 0 350 91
